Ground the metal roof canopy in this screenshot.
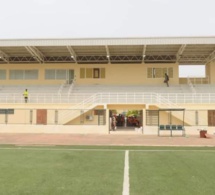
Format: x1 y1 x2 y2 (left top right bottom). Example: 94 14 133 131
0 37 215 64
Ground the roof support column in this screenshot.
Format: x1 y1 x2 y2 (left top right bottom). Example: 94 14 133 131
66 46 77 63
25 46 44 63
206 50 215 64
176 44 186 62
105 46 111 64
0 50 9 63
142 45 147 63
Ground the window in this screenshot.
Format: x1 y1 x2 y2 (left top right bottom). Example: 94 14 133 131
56 69 67 79
147 68 152 78
147 67 173 78
10 70 38 80
45 69 55 80
9 70 24 80
45 69 67 80
80 68 85 78
25 70 38 80
0 70 6 80
80 68 105 79
100 68 105 79
86 68 93 78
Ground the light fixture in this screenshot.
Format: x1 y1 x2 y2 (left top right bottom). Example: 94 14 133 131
71 56 74 58
107 55 110 58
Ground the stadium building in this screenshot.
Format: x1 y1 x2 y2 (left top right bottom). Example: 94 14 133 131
0 36 215 135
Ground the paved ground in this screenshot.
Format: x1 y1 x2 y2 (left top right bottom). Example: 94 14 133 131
0 133 214 146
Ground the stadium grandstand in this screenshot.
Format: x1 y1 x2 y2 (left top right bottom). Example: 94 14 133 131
0 36 215 135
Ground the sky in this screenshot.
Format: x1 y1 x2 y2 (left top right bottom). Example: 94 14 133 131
0 0 214 39
0 0 214 77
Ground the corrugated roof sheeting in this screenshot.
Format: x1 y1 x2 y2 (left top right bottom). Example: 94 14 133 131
1 37 215 47
0 37 215 64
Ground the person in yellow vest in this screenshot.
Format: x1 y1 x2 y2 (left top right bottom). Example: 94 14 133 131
23 89 28 103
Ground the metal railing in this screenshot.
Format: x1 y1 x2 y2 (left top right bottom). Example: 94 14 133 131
58 93 97 124
187 77 196 93
187 76 210 85
67 79 75 96
1 92 215 104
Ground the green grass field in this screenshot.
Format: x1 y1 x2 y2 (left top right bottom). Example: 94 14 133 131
0 146 215 195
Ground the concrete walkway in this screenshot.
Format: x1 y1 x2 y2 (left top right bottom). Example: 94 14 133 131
0 133 214 146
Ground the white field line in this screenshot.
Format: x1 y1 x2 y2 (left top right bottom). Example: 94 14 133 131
122 150 129 195
0 148 214 152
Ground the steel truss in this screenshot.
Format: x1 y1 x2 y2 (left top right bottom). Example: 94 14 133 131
25 46 45 63
0 50 9 63
144 55 176 62
44 56 75 63
0 56 75 63
110 56 142 62
77 56 108 63
7 56 38 63
179 55 208 64
206 50 215 63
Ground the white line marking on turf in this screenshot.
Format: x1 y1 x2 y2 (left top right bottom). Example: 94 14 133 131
122 150 129 195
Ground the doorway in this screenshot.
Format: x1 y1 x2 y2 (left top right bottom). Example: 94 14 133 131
67 69 74 84
93 68 100 78
36 109 47 125
109 109 143 131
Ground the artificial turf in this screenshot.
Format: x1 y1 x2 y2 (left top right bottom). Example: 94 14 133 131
0 146 214 195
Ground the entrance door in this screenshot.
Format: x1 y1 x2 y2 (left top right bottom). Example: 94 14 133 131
67 70 74 84
93 68 100 78
109 109 143 131
36 109 47 125
208 110 215 126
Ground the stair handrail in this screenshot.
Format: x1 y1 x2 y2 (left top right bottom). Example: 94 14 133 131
187 76 196 93
67 79 75 96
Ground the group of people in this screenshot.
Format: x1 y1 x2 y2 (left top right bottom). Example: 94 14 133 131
127 116 140 127
110 114 141 131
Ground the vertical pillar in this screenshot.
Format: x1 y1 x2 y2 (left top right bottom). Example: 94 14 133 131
30 109 33 124
105 107 110 134
143 104 150 135
55 110 58 124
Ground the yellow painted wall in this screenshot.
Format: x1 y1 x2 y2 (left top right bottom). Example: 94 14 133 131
0 63 75 85
1 62 215 85
77 63 179 85
107 104 145 110
206 62 215 83
0 63 179 85
179 77 209 84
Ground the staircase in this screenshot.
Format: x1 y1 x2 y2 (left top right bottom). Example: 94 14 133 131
58 93 99 124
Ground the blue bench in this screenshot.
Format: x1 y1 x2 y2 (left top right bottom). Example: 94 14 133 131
158 125 185 136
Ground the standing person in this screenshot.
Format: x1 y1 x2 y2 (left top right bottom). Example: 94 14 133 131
112 116 116 131
164 73 169 87
23 89 28 103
